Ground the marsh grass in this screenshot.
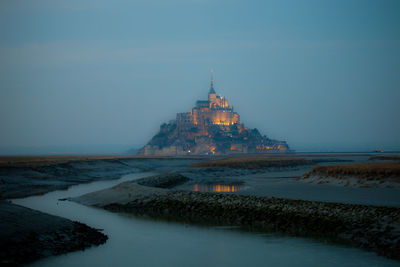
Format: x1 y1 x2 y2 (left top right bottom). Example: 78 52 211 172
369 155 400 161
304 161 400 181
189 156 313 169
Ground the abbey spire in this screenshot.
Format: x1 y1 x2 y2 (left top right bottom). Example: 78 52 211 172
209 68 216 95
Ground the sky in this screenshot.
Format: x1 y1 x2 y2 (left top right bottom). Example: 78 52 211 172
0 0 399 154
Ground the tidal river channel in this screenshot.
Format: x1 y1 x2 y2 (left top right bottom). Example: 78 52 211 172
12 172 399 267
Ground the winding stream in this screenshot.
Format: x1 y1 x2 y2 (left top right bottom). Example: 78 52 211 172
12 172 399 267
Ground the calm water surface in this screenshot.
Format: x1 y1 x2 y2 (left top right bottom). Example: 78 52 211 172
12 172 399 267
193 183 243 192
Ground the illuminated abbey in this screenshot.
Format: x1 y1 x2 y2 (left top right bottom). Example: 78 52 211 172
138 71 289 155
177 72 240 132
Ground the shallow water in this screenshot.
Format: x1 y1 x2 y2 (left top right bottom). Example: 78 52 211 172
193 183 243 192
12 172 399 267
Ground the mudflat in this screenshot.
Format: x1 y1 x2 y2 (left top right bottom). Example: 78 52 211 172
0 156 203 199
0 201 107 266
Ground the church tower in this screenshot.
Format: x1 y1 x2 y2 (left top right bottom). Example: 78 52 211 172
208 69 217 103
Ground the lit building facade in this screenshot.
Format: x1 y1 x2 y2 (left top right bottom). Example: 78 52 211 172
176 77 240 136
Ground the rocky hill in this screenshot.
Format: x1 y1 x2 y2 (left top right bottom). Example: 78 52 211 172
138 120 289 155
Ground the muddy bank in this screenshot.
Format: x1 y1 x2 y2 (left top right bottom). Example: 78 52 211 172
0 159 137 199
0 157 202 199
297 175 400 188
136 173 190 188
299 162 400 188
0 201 107 266
74 178 400 261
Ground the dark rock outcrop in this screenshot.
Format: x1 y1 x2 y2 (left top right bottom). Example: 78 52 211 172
138 121 290 156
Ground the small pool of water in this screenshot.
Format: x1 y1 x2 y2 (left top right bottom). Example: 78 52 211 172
11 172 399 267
193 183 243 192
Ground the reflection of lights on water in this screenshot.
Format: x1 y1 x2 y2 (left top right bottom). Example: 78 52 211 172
193 184 241 192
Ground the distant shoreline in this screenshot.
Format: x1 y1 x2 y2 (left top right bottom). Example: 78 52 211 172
1 151 398 166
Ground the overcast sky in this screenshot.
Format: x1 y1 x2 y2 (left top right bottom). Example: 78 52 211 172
1 0 399 153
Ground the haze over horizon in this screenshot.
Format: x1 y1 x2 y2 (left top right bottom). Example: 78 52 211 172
1 0 399 154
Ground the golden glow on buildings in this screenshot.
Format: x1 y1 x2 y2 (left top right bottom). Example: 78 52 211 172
182 84 240 129
168 73 288 155
230 144 240 151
